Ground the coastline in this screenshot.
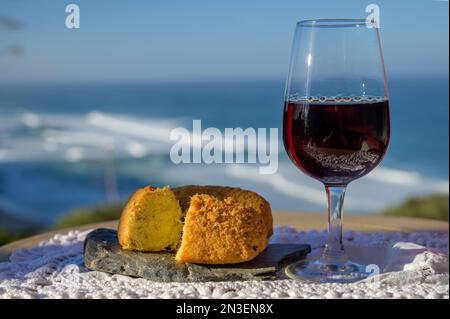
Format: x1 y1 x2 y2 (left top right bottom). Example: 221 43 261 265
0 78 448 225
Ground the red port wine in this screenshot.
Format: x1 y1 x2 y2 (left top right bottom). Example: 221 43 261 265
283 97 390 185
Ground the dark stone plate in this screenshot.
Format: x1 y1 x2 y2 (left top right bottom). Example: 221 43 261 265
84 228 311 282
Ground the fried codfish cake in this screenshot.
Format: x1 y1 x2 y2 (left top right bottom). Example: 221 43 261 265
173 185 273 264
118 185 273 264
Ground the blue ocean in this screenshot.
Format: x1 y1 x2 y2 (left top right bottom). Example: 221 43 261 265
0 77 448 225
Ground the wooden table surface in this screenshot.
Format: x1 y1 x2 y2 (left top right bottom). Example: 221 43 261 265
0 211 448 262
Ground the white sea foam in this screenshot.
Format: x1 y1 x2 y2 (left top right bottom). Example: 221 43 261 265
225 163 448 212
0 111 181 162
227 165 325 205
227 165 375 211
366 167 422 186
86 111 177 143
21 112 42 129
0 111 276 162
0 111 448 214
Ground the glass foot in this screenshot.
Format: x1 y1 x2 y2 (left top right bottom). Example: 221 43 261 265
285 259 371 283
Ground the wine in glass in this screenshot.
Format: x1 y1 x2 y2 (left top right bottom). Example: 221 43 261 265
283 19 390 283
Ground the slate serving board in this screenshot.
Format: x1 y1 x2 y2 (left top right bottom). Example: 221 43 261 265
83 228 311 282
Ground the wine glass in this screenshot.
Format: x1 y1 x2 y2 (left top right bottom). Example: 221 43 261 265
282 19 390 283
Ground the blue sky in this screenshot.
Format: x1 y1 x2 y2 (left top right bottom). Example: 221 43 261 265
0 0 448 83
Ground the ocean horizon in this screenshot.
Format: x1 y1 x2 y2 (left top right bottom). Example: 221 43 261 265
0 76 448 225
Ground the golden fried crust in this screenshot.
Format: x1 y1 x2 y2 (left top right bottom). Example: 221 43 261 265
174 185 273 264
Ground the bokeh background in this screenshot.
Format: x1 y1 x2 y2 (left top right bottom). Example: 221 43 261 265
0 0 448 242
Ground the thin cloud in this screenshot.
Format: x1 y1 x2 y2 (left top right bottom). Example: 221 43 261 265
0 15 23 31
7 45 24 57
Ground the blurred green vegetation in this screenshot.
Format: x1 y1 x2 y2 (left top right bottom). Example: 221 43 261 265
381 194 449 221
0 204 123 246
0 230 19 246
0 229 35 246
0 208 41 246
1 194 448 246
55 203 124 229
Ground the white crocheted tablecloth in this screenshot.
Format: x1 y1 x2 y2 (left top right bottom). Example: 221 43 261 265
0 226 448 299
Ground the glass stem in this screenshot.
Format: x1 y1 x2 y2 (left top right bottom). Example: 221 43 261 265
320 185 348 264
